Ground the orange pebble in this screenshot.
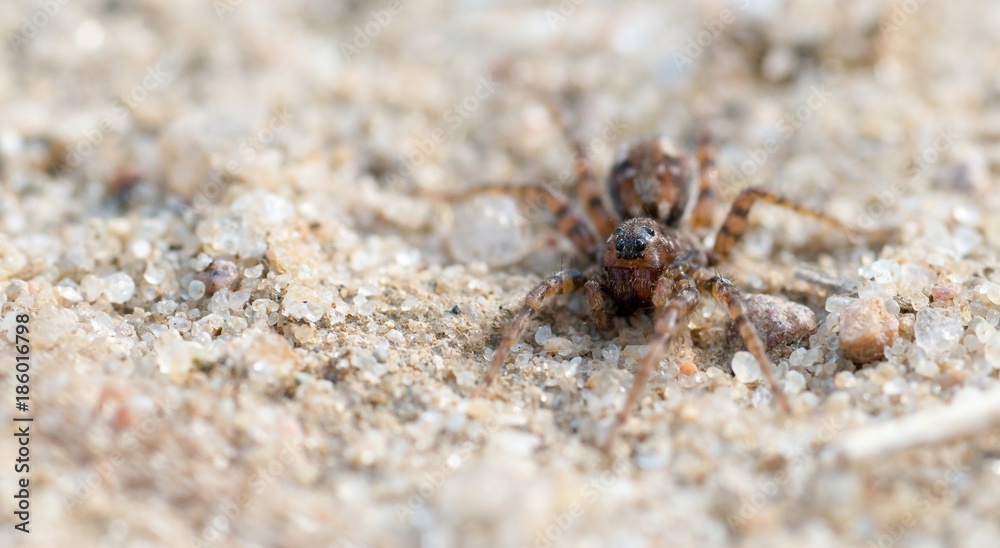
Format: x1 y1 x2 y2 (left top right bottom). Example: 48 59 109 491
931 283 960 302
679 362 697 376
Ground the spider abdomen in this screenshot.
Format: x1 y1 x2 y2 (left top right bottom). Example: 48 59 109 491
608 138 690 227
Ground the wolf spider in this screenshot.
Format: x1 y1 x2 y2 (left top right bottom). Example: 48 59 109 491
444 119 857 449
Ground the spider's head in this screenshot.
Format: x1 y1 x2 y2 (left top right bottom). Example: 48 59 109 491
608 218 660 263
612 223 653 260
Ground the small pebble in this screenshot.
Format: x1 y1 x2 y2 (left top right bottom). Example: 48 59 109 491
243 264 264 278
356 300 377 317
601 344 621 365
82 275 106 302
191 253 213 272
833 371 855 389
732 351 761 383
984 282 1000 306
143 264 166 285
130 239 152 259
898 313 916 341
984 336 1000 369
783 370 806 394
825 295 855 313
197 259 240 295
679 362 697 376
730 294 817 349
188 279 207 300
386 329 405 345
870 259 901 284
973 318 995 343
534 325 553 344
914 307 964 357
104 272 136 304
882 377 906 396
931 283 960 302
914 357 940 378
447 197 526 266
543 337 573 356
838 297 899 364
57 284 83 303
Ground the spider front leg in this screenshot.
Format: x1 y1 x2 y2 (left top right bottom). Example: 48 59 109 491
537 91 619 238
585 279 609 330
689 129 717 230
696 271 791 412
603 275 700 450
475 270 589 396
713 186 858 259
569 139 619 238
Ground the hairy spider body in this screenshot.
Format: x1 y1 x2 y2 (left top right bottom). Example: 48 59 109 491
446 123 857 450
602 218 696 314
609 139 691 227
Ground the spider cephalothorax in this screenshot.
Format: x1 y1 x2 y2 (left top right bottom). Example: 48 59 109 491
603 218 694 315
445 122 857 450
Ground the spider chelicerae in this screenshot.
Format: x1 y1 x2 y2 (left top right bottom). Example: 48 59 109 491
442 110 858 450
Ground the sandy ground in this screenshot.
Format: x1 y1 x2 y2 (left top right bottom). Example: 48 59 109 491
2 0 1000 546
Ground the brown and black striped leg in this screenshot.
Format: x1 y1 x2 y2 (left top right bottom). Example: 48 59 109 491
537 92 619 238
713 186 858 259
689 129 717 230
603 275 700 450
584 279 609 330
475 270 589 396
435 183 601 258
696 272 791 412
570 139 619 238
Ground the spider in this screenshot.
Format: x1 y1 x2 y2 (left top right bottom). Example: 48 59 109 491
441 117 858 450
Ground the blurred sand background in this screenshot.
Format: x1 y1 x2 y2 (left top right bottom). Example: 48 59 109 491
2 0 1000 546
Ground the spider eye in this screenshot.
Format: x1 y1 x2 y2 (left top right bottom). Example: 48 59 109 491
614 227 623 236
642 226 655 238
